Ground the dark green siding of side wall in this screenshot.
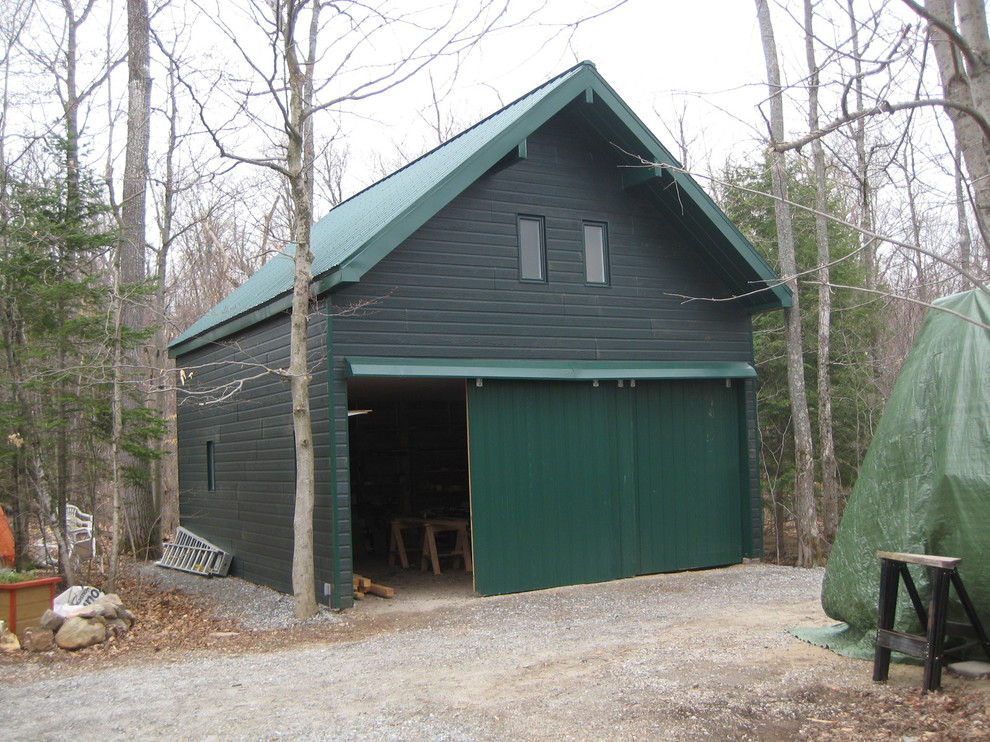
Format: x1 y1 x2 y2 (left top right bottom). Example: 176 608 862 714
174 310 347 604
743 378 764 557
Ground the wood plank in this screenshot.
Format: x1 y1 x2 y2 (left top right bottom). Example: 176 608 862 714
876 629 929 658
367 583 395 598
877 551 961 570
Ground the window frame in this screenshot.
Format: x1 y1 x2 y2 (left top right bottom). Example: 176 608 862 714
582 220 610 286
517 214 547 283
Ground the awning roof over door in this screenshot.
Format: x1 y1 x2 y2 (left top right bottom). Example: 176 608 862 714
345 357 756 381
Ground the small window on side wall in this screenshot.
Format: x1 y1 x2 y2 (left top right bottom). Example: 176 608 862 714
583 221 609 285
518 215 546 282
206 440 216 492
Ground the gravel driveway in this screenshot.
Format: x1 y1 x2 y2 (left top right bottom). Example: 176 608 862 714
0 563 923 741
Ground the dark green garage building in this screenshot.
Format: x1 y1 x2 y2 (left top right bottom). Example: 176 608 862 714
169 61 789 607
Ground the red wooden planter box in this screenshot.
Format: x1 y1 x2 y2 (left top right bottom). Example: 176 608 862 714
0 576 61 637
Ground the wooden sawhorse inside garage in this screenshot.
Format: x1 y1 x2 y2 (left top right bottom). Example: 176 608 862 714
389 516 472 575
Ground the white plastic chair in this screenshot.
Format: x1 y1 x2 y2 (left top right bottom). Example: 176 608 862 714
66 504 95 559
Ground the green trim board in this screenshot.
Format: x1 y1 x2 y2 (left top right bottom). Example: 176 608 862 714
325 311 348 610
169 61 789 358
345 357 756 381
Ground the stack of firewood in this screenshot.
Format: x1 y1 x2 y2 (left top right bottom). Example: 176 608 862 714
352 574 394 600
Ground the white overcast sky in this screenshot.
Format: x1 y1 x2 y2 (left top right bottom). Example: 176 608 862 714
340 0 775 189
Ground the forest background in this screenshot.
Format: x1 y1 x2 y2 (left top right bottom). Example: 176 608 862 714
2 0 988 609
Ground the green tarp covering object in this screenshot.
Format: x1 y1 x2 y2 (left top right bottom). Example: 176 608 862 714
792 289 990 660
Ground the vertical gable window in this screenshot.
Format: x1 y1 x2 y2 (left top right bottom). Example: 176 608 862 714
518 215 546 282
206 440 216 492
583 221 609 285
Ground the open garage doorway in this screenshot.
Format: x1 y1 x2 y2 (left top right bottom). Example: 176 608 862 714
346 377 472 587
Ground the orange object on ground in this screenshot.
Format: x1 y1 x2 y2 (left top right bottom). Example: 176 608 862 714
0 505 15 567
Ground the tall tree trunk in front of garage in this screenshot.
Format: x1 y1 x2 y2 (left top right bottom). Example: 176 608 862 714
283 0 318 620
755 0 821 567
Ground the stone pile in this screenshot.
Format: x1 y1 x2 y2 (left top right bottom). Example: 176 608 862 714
0 593 136 652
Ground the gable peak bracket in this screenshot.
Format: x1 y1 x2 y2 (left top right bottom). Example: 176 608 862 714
621 165 673 191
584 87 595 104
487 138 528 176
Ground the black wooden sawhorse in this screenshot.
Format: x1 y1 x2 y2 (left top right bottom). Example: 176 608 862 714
874 551 990 693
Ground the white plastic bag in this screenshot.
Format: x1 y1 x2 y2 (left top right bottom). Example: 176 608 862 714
53 585 104 617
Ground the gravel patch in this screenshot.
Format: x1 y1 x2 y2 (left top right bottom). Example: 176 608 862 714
131 562 340 632
1 562 940 741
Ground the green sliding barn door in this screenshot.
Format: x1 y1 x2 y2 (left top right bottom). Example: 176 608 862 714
631 380 743 575
468 379 744 596
467 380 621 596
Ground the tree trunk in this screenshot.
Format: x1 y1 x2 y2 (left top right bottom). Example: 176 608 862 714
924 0 990 252
955 140 974 279
805 0 841 547
756 0 820 567
117 0 156 561
847 0 878 290
284 0 318 620
152 58 181 537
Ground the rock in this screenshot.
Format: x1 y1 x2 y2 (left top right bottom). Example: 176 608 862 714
39 609 64 631
79 603 118 619
116 608 136 628
947 660 990 679
106 618 131 636
22 627 55 652
101 593 124 607
0 627 21 652
55 616 107 650
56 604 98 619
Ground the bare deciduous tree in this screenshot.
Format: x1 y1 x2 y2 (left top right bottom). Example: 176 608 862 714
756 0 820 567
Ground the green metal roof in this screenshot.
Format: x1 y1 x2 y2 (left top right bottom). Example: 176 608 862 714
345 357 756 380
170 61 789 356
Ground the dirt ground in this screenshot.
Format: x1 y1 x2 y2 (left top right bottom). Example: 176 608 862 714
1 560 988 741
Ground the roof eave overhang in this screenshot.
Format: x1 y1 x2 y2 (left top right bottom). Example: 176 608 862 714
168 293 294 358
346 357 756 381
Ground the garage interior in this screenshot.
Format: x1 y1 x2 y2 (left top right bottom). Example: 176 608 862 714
346 377 473 584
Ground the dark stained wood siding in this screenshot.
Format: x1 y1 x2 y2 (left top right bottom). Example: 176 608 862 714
174 310 346 602
330 103 752 363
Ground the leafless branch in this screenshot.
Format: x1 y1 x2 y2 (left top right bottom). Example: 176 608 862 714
773 97 990 153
